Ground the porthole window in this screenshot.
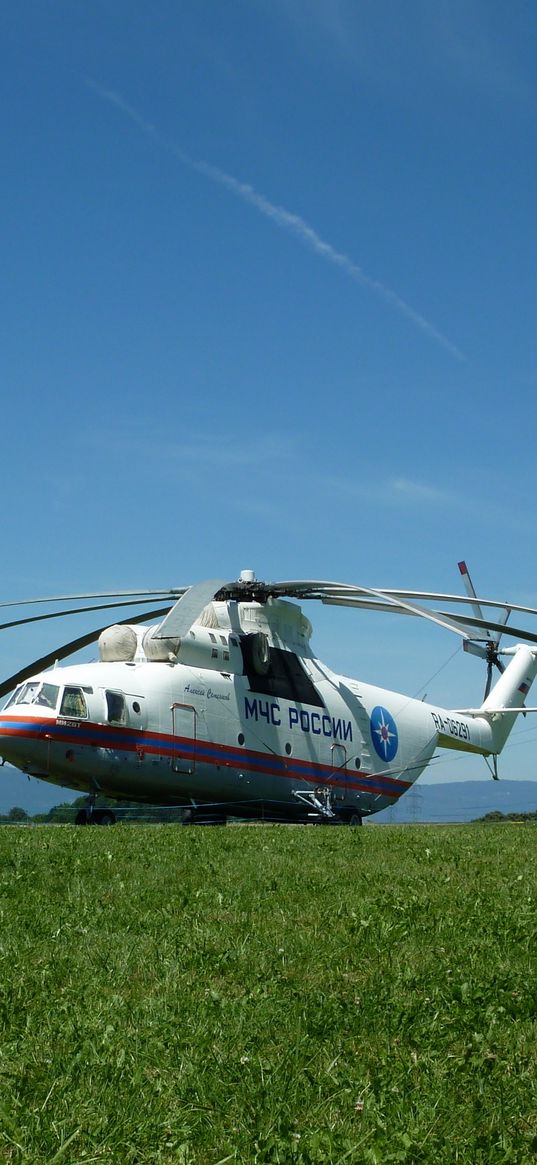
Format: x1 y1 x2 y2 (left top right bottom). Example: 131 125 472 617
238 733 245 746
355 757 361 769
285 742 292 755
132 701 141 714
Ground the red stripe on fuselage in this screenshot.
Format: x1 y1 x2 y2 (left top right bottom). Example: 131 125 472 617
0 715 411 800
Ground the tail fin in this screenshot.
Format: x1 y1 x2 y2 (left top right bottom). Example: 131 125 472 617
480 644 537 753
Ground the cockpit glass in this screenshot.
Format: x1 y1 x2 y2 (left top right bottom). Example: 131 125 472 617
60 687 88 719
2 689 21 709
35 683 59 710
16 682 39 705
3 681 61 710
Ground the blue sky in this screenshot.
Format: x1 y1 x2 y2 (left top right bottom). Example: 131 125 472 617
2 1 537 787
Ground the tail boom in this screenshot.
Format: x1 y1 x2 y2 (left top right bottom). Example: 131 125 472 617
448 644 537 757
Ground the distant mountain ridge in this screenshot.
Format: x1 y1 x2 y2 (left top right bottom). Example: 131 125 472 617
373 779 537 824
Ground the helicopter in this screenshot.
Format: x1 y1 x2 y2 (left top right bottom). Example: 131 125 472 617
1 563 537 825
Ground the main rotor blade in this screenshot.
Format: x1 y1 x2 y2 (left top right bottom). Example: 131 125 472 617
321 591 472 640
248 579 537 622
338 584 475 639
0 596 176 634
0 588 183 612
153 579 228 639
0 607 169 699
317 583 537 619
438 609 537 644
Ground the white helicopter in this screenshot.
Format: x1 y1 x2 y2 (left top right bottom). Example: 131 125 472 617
1 563 537 825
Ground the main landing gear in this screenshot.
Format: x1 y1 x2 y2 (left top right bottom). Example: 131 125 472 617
335 808 363 827
74 795 116 826
181 807 228 826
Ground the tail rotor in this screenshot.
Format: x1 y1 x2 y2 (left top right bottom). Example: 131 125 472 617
458 561 509 700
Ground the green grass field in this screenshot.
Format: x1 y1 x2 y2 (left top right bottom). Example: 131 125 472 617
0 823 536 1164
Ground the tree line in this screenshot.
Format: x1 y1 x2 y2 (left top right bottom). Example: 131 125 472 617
0 797 188 824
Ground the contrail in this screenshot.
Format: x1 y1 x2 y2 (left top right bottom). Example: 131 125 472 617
87 81 464 360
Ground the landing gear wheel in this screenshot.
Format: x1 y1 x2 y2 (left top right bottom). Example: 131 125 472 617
93 809 116 826
75 809 88 826
183 808 227 826
348 812 363 827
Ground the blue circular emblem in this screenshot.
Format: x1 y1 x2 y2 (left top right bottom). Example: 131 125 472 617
370 705 398 762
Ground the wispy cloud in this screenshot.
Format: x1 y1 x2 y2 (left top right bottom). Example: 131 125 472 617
319 470 531 533
83 423 295 473
319 472 455 508
270 0 535 105
86 79 464 361
391 477 454 504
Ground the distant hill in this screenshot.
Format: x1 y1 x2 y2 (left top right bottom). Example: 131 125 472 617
372 780 537 824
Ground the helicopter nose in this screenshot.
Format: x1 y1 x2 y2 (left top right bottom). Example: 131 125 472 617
0 713 51 774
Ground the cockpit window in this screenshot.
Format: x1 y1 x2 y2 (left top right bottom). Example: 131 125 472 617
35 683 59 710
2 688 21 709
3 681 61 711
15 682 40 705
106 691 127 725
60 687 88 719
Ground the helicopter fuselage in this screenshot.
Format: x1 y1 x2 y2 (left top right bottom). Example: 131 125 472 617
0 596 532 821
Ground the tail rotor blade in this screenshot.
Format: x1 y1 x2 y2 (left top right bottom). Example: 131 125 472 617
459 562 511 700
458 561 493 640
463 640 488 661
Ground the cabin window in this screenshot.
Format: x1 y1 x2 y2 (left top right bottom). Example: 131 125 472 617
106 690 127 725
60 687 88 719
35 683 59 710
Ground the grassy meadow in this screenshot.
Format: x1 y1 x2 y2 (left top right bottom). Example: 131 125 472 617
0 823 536 1164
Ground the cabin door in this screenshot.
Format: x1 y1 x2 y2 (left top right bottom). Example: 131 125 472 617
330 742 348 800
171 703 196 774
